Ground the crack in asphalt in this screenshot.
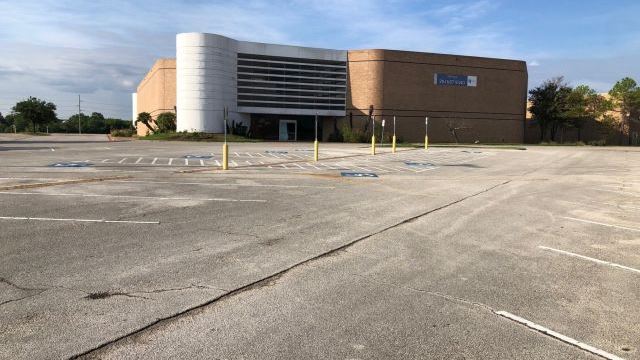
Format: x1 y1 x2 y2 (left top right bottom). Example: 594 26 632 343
0 277 46 292
132 284 229 295
0 277 49 308
70 179 512 359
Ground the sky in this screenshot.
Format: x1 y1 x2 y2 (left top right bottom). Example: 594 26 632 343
0 0 638 120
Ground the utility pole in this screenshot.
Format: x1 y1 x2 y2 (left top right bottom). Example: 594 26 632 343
78 95 82 135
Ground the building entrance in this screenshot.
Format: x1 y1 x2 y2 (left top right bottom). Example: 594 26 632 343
279 120 297 141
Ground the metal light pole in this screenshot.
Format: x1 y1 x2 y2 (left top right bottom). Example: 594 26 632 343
222 106 229 170
425 116 429 150
314 113 319 162
392 116 397 153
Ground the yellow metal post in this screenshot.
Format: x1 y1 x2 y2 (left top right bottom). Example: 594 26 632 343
371 135 376 155
392 135 397 153
222 143 228 170
424 116 429 151
314 140 319 162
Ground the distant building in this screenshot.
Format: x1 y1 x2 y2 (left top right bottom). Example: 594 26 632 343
133 33 528 143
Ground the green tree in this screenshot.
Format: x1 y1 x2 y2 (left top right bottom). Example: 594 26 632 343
136 112 154 134
105 118 133 131
87 112 107 133
528 77 572 141
4 113 28 132
66 113 90 133
565 85 612 141
609 77 640 144
11 97 57 133
155 112 176 133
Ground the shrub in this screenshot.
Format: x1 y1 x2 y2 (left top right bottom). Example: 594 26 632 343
588 139 607 146
110 128 134 137
155 112 176 133
340 123 367 143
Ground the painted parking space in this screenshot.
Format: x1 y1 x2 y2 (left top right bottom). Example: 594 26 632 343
73 148 493 175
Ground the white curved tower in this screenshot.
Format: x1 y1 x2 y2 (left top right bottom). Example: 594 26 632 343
176 32 347 134
176 33 238 133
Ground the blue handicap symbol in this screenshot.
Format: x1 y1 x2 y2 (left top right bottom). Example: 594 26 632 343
404 161 435 167
341 172 378 178
49 161 93 168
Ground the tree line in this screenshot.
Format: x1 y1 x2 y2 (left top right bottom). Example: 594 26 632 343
0 96 132 134
529 77 640 143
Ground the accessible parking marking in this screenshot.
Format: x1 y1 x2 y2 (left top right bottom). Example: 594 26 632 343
539 246 640 275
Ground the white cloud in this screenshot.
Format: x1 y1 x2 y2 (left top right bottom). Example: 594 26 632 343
0 0 638 119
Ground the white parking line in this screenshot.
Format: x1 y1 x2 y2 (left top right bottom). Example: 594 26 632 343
0 216 159 224
199 159 205 166
563 216 640 233
135 157 143 164
101 159 110 163
168 158 174 165
151 157 158 165
595 188 640 197
560 200 640 212
113 180 335 189
0 191 267 202
184 158 188 166
539 246 640 274
495 311 624 360
214 160 221 166
118 158 127 164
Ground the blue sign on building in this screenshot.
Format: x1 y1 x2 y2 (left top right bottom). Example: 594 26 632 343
434 73 478 87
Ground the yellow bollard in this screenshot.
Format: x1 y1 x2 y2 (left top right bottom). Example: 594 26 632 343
371 135 376 155
392 135 397 153
314 140 319 162
424 135 429 150
222 143 229 170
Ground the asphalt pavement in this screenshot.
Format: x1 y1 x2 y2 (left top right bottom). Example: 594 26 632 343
1 133 639 359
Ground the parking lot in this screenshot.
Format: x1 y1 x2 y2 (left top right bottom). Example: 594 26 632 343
1 133 639 359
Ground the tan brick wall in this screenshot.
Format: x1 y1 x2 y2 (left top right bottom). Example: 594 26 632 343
135 59 176 136
345 49 528 143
